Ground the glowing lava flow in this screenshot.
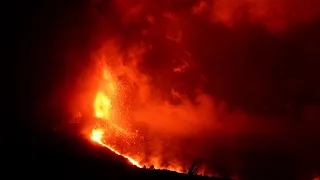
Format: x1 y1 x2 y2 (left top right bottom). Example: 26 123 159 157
91 128 142 168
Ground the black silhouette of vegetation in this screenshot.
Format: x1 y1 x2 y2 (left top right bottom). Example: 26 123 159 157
187 160 199 175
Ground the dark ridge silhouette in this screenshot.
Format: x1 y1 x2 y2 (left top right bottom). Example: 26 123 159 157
18 127 229 180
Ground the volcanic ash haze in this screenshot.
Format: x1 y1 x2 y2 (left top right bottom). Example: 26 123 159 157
46 0 320 179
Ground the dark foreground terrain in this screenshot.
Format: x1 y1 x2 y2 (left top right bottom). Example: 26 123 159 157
13 127 229 180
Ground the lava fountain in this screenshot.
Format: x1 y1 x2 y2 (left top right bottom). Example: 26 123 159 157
88 64 185 173
90 66 143 167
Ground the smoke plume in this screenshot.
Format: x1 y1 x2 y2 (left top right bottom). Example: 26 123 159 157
45 0 320 179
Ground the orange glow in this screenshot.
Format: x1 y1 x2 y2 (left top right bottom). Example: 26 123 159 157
94 68 117 120
66 1 320 178
94 92 112 119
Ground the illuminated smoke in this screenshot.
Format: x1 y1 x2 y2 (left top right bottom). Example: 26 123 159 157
54 0 320 179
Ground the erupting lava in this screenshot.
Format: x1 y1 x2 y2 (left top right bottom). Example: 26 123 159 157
90 67 142 167
89 65 185 173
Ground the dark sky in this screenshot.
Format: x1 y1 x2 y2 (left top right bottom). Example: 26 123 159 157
12 0 320 179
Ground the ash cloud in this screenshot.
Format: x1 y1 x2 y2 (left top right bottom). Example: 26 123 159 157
49 0 320 179
208 0 320 31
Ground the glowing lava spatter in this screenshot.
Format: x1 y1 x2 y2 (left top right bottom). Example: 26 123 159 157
89 66 186 173
90 66 143 168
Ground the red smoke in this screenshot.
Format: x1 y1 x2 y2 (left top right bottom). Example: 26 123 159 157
46 0 320 179
208 0 320 31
